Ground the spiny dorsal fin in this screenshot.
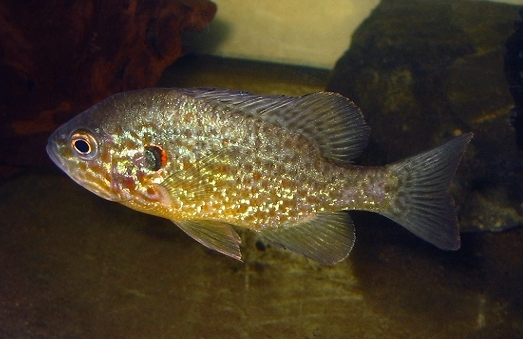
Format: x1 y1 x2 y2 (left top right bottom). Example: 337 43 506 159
173 220 242 261
259 212 356 266
180 88 371 164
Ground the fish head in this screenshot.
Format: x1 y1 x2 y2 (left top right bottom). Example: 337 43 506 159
46 92 172 206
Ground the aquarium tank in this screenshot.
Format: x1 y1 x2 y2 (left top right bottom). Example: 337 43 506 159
1 0 522 338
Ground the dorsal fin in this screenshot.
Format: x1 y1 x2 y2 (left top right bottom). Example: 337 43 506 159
180 88 371 164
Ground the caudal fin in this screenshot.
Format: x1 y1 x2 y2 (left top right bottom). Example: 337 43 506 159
383 133 473 250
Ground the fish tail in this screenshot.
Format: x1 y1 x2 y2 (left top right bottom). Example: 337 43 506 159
382 133 473 250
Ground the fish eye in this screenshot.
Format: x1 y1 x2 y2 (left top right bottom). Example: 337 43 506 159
144 145 167 171
70 130 98 159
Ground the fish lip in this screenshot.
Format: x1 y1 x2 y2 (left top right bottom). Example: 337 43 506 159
46 133 126 203
47 129 132 203
46 137 66 171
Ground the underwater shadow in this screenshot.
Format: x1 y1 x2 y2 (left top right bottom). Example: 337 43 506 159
183 18 232 55
348 211 494 335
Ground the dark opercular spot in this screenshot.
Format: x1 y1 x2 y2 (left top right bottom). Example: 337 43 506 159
144 145 165 171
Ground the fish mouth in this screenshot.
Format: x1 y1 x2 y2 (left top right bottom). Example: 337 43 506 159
46 137 67 172
46 134 123 202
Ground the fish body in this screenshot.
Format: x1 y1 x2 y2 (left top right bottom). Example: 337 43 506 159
47 88 472 265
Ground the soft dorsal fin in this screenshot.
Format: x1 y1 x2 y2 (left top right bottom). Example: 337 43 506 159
259 212 356 266
180 88 371 163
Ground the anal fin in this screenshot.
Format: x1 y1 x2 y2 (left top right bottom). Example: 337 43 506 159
173 220 242 261
259 212 356 266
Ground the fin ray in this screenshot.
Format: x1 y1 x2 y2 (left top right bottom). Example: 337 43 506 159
181 88 370 163
160 146 244 202
173 220 242 261
259 212 355 266
383 133 473 250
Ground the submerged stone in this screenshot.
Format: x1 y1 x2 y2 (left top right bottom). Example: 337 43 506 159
327 0 523 232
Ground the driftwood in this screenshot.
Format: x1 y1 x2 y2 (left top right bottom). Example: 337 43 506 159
0 0 216 170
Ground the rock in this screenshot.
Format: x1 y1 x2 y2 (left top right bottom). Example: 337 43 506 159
505 8 523 150
327 0 523 232
0 0 216 171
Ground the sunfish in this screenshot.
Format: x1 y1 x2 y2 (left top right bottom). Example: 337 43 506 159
46 88 472 265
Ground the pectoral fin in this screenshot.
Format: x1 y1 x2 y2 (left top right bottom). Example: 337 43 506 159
160 146 245 203
173 220 242 261
259 212 355 266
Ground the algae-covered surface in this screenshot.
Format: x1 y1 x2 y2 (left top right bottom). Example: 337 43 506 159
1 55 523 338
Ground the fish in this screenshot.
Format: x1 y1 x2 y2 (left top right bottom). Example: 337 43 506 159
46 88 472 265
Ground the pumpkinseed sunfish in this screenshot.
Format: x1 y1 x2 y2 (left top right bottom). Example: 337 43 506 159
46 88 472 265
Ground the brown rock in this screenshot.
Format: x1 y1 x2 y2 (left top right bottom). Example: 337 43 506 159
327 0 523 233
0 0 216 170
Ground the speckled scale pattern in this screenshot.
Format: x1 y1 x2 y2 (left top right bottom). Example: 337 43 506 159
47 88 473 262
81 89 386 231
